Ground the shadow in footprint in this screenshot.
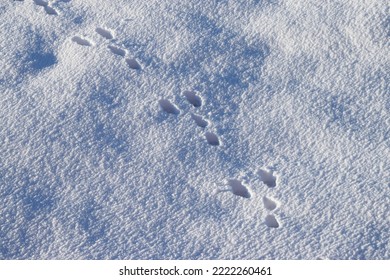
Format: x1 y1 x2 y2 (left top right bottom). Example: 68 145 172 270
265 214 280 228
191 114 208 128
205 132 220 146
258 169 277 188
126 58 141 70
159 99 180 115
108 45 126 57
228 179 251 198
263 196 277 211
184 91 202 107
44 5 58 15
34 0 48 6
33 0 58 15
96 27 114 40
72 36 93 46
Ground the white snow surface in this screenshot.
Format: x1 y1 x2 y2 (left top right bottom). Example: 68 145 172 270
1 0 389 259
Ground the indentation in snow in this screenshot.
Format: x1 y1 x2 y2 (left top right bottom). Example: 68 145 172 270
44 5 58 15
184 91 202 107
34 0 48 6
108 45 126 57
228 179 251 198
125 58 141 70
265 214 279 228
159 99 180 115
72 36 93 46
263 196 277 211
258 169 277 188
96 27 114 40
191 114 208 128
205 132 220 146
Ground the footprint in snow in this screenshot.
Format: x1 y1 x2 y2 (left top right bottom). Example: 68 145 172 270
184 91 202 107
220 177 282 228
183 92 209 128
95 27 142 70
263 196 278 211
228 179 251 198
191 113 208 128
222 170 282 228
95 27 114 40
183 90 220 146
160 90 220 146
126 58 142 70
159 99 180 115
158 88 283 228
72 36 93 46
205 132 220 146
259 170 281 228
44 5 58 15
108 45 127 57
33 0 59 15
265 214 280 228
33 0 47 6
258 168 277 188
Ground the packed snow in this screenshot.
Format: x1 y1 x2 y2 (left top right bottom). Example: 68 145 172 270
0 0 389 259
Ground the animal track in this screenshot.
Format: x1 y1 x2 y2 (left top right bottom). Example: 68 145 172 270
265 214 280 228
184 91 202 107
228 179 251 198
72 36 93 46
91 27 142 70
205 132 220 146
159 99 180 115
33 0 58 15
257 169 281 228
125 58 142 70
34 0 48 6
44 5 58 15
258 168 277 188
71 28 142 70
108 45 127 57
218 171 282 229
263 196 277 210
95 27 114 40
159 90 220 147
191 113 208 128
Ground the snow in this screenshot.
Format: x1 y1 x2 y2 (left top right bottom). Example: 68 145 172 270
0 0 389 259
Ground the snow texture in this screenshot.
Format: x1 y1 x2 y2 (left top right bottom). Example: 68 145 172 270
0 0 389 259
